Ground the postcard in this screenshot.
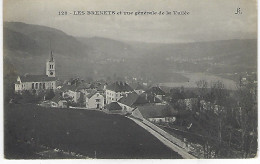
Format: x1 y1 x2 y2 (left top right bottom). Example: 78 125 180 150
2 0 258 160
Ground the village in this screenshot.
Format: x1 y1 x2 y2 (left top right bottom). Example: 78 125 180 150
11 51 257 158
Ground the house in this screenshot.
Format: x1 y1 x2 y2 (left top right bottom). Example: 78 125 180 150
86 92 104 109
104 102 123 114
131 104 177 123
14 51 56 93
117 92 147 113
117 92 163 113
52 94 68 108
105 81 134 104
61 85 81 103
145 86 165 101
40 100 58 108
129 83 146 95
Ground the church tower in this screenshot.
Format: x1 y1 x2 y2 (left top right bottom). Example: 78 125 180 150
46 51 55 77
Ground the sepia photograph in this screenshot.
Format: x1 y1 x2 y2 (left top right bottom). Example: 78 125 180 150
2 0 258 159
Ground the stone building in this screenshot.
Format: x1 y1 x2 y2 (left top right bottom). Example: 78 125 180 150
14 52 56 93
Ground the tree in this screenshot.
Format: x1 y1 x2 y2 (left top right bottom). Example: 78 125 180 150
235 81 257 157
196 80 208 99
45 89 55 100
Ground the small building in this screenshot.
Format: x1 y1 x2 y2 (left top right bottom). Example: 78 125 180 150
117 92 163 113
86 92 104 109
129 83 146 95
40 100 58 108
60 85 81 103
145 86 165 101
52 94 68 108
131 104 177 123
104 102 124 114
117 92 148 113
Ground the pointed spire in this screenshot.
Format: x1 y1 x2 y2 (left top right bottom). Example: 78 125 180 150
49 37 54 62
50 50 54 62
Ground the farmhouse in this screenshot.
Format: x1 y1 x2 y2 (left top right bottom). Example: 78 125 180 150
131 104 177 123
60 85 81 103
129 82 146 95
14 52 56 93
86 92 105 109
145 86 165 101
104 102 123 114
117 92 163 113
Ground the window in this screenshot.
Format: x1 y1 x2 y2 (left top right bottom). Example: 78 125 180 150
43 83 45 89
32 83 34 89
35 83 38 89
96 99 100 102
50 65 51 69
39 83 42 89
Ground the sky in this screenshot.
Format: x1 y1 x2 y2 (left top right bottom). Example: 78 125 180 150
3 0 257 43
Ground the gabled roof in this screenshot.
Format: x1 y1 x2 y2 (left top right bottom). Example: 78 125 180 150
145 86 165 95
129 83 146 90
86 92 103 99
19 75 56 82
60 85 78 92
106 81 134 92
118 92 148 107
139 93 162 103
137 104 177 118
51 93 65 103
105 102 122 111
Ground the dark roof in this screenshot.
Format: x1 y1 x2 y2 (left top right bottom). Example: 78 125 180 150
118 92 148 107
139 93 162 103
51 93 64 103
60 85 78 92
129 83 146 90
145 86 165 95
106 81 134 92
105 102 122 111
19 75 56 82
137 104 177 118
86 92 102 99
77 83 91 90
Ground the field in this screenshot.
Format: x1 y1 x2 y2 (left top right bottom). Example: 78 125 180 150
4 104 182 159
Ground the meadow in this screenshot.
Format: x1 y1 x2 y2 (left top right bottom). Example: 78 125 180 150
4 104 182 159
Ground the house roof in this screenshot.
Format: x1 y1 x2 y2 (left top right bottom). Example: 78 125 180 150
145 86 165 95
129 83 146 90
105 102 122 111
60 84 78 92
118 92 148 107
137 104 177 118
106 81 134 92
51 93 65 103
19 75 56 82
118 92 162 107
139 93 162 103
86 92 103 99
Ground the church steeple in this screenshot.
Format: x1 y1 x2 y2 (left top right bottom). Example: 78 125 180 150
50 51 54 62
46 51 55 77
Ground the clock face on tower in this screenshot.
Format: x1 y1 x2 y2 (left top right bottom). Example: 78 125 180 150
50 72 53 75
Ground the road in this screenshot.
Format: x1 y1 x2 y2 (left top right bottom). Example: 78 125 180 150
127 117 197 159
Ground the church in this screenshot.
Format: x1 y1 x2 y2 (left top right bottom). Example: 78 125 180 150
14 52 57 93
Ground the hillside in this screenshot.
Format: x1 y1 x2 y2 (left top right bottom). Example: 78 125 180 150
3 21 257 84
5 104 182 159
